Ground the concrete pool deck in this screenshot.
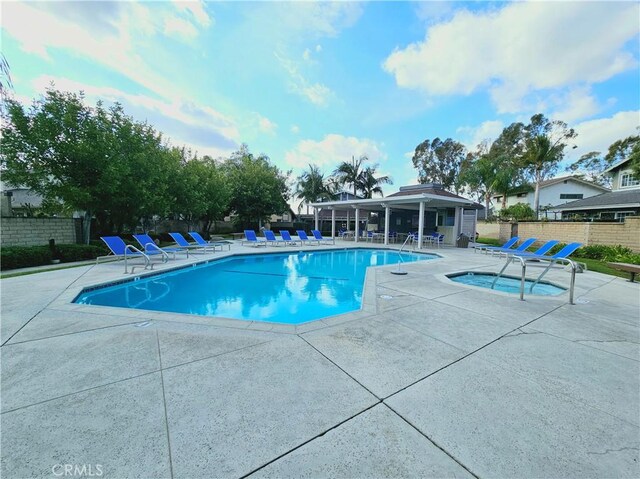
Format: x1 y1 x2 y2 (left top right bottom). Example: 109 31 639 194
1 242 638 478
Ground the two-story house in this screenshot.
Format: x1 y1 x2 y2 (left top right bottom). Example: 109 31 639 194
491 176 609 219
552 158 640 221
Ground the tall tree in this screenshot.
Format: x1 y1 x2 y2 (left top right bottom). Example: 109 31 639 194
459 142 498 214
295 164 334 213
173 152 231 232
606 132 640 179
565 151 613 187
225 145 290 228
0 54 12 97
359 166 392 198
334 155 365 197
1 89 110 243
1 88 175 241
411 138 466 192
519 114 577 215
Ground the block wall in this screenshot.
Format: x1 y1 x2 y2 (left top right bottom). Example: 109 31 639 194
1 217 79 247
517 216 640 252
476 221 500 239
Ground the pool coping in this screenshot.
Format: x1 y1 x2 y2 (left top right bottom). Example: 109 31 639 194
51 245 443 334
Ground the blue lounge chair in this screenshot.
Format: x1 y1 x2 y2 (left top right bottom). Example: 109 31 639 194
297 230 320 245
516 242 582 262
169 232 215 254
474 236 519 254
98 236 152 274
514 242 583 292
263 230 287 246
133 234 189 260
189 232 231 251
279 230 300 246
311 229 335 245
511 239 559 258
489 237 537 256
242 229 267 247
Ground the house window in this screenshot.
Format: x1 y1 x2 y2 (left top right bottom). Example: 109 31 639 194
615 211 635 221
559 194 583 200
620 172 640 188
516 193 527 198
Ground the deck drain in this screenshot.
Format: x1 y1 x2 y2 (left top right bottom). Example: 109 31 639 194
136 321 152 328
379 294 394 300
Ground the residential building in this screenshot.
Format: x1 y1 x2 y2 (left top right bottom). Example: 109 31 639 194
491 176 609 219
552 158 640 221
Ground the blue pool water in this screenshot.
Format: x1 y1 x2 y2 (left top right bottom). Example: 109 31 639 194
75 249 437 324
448 272 565 296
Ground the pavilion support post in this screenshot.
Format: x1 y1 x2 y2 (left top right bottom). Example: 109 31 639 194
384 205 390 246
314 208 319 231
331 208 336 239
418 201 425 250
354 207 360 243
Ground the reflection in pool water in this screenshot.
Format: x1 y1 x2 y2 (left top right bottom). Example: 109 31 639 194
75 249 437 324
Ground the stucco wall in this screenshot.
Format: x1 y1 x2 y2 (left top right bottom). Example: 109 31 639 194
517 216 640 252
0 217 79 246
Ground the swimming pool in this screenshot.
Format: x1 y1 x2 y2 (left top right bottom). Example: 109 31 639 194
75 249 438 324
447 272 566 296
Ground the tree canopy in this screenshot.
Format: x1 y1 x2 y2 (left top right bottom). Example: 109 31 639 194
224 145 290 228
295 164 335 213
411 138 466 192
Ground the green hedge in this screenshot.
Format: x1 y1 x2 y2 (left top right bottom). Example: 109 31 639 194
1 244 108 270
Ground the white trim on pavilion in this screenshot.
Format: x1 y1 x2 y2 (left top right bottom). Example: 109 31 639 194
310 192 480 249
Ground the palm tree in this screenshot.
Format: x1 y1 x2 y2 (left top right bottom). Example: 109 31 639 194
334 155 365 197
294 164 333 214
521 114 577 215
359 166 392 198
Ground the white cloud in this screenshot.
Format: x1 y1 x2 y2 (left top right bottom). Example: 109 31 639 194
569 111 640 163
285 134 387 171
2 1 212 101
457 120 505 151
303 48 312 61
275 52 333 107
30 75 240 156
547 87 601 124
171 0 212 27
253 114 278 135
291 125 300 134
384 2 639 115
315 44 322 53
164 16 199 41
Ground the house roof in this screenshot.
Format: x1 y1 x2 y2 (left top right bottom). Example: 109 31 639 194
387 184 467 200
310 184 483 211
491 176 609 199
603 157 633 174
552 189 640 211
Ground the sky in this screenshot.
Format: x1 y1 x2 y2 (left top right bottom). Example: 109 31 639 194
2 0 639 200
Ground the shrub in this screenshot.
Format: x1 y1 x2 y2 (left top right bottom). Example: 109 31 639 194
498 203 536 221
1 244 109 270
1 246 52 270
575 244 633 261
56 244 108 263
476 237 502 246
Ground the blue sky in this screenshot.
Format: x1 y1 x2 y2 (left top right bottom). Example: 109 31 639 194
2 1 639 198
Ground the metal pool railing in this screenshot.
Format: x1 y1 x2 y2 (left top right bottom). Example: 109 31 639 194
494 255 578 304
